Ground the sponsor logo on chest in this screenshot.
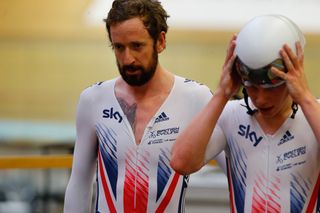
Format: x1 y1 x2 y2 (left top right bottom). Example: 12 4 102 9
277 130 294 146
237 124 263 146
155 112 170 123
147 127 180 145
102 107 123 123
149 127 180 139
276 145 306 171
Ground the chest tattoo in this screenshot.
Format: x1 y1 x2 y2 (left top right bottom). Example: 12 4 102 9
117 97 137 129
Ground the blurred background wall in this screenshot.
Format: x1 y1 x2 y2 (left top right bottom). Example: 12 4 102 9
1 0 319 123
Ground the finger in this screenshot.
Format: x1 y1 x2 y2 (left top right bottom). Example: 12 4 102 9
280 46 295 72
295 41 304 66
229 54 237 70
224 34 237 63
283 44 299 69
271 67 286 80
224 54 236 76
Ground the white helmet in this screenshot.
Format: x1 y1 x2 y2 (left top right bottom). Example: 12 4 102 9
234 14 305 87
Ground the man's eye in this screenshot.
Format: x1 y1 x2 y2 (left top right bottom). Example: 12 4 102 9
113 44 124 51
132 43 142 50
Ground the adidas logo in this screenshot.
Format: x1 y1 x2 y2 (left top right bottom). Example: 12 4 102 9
155 112 169 123
278 130 294 146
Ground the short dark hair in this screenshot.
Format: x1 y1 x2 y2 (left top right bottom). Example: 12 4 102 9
104 0 169 43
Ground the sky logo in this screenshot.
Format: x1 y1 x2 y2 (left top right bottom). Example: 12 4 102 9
102 107 123 123
238 124 263 146
155 112 169 123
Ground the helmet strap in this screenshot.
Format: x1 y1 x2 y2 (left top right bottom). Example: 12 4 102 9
290 102 298 119
242 88 258 115
242 88 298 119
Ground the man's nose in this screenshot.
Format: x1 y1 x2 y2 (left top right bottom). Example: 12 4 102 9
122 48 135 65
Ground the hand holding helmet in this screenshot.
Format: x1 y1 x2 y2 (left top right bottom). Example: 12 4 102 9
272 42 312 105
217 34 241 100
231 14 312 117
234 14 306 89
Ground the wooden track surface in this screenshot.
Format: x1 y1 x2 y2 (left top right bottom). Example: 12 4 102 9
0 154 73 169
0 155 218 169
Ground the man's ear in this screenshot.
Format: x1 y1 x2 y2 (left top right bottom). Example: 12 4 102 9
157 31 166 53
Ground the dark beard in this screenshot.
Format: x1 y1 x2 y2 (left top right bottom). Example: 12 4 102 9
117 48 158 86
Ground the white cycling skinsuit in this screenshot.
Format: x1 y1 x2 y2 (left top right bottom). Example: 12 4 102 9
64 76 226 213
206 99 320 213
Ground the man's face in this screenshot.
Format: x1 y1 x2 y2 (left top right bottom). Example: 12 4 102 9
110 17 159 86
116 46 158 86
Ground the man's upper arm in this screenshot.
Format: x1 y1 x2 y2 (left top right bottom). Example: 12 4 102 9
64 90 98 212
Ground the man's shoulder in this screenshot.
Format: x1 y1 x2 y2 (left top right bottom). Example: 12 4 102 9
77 79 117 106
81 78 116 95
174 75 212 94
